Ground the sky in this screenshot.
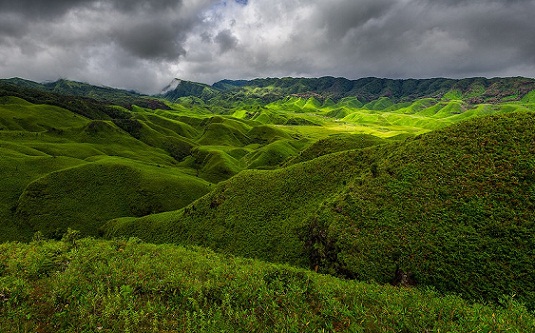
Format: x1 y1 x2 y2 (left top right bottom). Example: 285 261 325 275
0 0 534 94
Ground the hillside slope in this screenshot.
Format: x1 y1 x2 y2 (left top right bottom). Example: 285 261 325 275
1 237 533 332
104 111 535 308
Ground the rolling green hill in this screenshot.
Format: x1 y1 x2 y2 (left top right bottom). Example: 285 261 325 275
0 92 210 241
15 158 211 237
2 76 535 316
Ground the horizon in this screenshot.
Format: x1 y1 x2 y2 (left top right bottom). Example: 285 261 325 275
5 74 535 96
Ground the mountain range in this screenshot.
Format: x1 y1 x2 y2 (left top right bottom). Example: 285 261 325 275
161 76 535 104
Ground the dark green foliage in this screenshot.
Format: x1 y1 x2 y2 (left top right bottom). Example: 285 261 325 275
0 81 134 119
112 118 143 138
162 136 195 161
39 78 169 110
301 112 535 308
161 79 220 101
1 238 533 332
102 152 370 266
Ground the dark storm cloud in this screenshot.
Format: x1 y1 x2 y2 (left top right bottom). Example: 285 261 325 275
0 0 212 92
214 29 238 53
0 0 90 19
0 0 534 93
311 0 396 39
0 0 183 19
114 21 187 61
0 13 27 38
109 0 182 13
0 0 199 59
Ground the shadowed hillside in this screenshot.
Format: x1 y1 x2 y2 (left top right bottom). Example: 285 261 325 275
169 76 535 104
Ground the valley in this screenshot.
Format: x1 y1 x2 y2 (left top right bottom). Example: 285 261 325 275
1 76 535 331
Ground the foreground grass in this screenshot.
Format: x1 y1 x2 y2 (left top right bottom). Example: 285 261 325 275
1 237 533 332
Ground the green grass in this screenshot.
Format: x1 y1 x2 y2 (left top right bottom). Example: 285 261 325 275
0 96 89 131
0 154 85 242
244 139 302 169
190 146 245 183
102 151 359 266
286 133 386 165
1 237 533 332
0 98 213 240
302 111 535 308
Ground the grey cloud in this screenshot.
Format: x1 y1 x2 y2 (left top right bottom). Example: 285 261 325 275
108 0 183 13
0 0 184 19
0 14 28 42
0 0 212 92
214 29 238 53
0 0 89 19
1 0 535 93
114 21 187 61
201 32 213 43
300 0 535 78
171 0 535 86
313 0 397 39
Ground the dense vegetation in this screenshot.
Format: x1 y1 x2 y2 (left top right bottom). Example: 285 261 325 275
1 76 535 330
1 236 533 332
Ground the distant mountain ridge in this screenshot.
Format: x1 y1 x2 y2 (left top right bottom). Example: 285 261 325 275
0 77 168 110
3 76 534 106
161 76 535 104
